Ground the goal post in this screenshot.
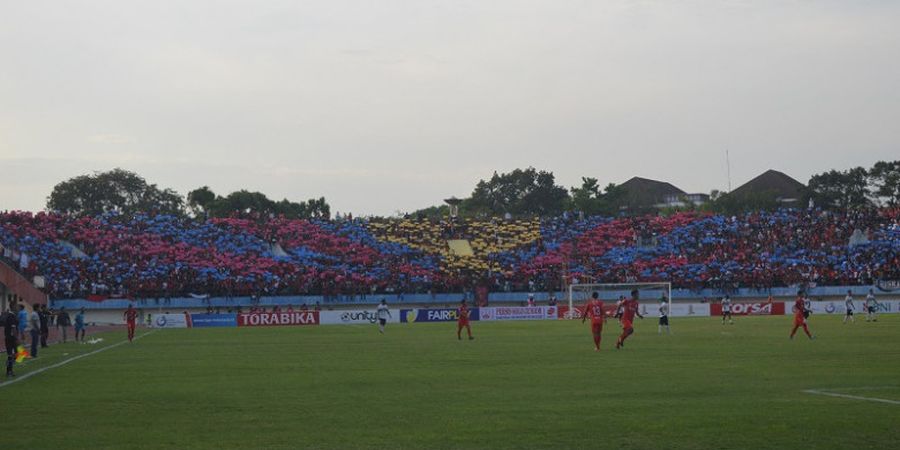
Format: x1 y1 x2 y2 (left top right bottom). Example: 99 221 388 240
566 282 672 319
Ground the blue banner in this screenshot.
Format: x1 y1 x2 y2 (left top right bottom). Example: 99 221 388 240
190 313 237 328
399 308 480 323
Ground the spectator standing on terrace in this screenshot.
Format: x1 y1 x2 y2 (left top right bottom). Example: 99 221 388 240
3 302 19 377
38 304 50 348
29 305 41 357
57 307 71 343
74 308 86 343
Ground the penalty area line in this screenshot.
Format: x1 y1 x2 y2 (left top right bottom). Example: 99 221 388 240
802 389 900 406
0 329 159 389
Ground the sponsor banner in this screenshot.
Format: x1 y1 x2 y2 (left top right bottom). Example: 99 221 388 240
153 313 191 329
804 300 900 315
480 306 556 321
319 310 399 325
711 302 784 316
875 280 900 292
559 302 711 319
190 313 237 327
237 311 319 327
399 308 480 323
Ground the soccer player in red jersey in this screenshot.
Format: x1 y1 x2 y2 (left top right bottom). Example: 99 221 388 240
457 299 474 341
124 304 138 342
581 292 608 351
789 290 814 340
615 289 644 349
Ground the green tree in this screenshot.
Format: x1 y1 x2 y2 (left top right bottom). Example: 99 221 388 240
47 168 184 216
469 167 569 217
807 167 871 209
187 186 217 217
868 160 900 206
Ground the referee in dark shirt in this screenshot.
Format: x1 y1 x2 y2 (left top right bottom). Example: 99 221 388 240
3 301 19 377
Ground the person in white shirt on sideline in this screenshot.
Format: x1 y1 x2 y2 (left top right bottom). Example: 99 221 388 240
376 299 391 334
843 290 855 324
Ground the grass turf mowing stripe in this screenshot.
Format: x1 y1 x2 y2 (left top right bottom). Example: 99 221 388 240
802 389 900 405
0 329 158 388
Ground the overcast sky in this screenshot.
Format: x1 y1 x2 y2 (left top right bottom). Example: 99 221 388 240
1 1 898 216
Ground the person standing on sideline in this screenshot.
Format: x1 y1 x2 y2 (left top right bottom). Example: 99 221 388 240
74 308 86 343
17 304 28 342
457 299 474 341
843 290 855 324
29 304 41 357
39 304 50 348
658 296 671 335
376 299 391 334
864 289 878 322
58 307 72 342
124 304 138 342
3 301 19 377
721 296 734 325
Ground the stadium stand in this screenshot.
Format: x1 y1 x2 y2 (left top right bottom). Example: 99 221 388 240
0 208 897 301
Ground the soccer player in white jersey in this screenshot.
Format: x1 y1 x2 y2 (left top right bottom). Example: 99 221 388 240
843 290 855 324
721 296 734 325
658 295 670 335
864 289 878 322
376 299 391 334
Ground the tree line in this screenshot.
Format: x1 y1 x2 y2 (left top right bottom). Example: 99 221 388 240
46 169 329 219
44 161 898 219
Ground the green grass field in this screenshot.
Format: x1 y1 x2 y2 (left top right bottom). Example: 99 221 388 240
3 316 899 449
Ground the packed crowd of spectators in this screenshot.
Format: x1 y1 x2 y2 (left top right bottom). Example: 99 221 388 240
1 207 897 300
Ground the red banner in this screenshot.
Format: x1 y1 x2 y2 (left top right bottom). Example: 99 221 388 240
237 311 320 327
711 302 784 316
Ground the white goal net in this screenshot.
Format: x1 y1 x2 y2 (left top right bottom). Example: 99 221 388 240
566 282 672 320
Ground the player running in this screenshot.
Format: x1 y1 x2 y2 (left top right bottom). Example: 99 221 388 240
457 299 474 341
789 290 815 340
124 304 138 342
843 290 855 324
581 292 607 351
615 290 644 349
864 289 878 322
376 299 391 334
658 295 670 335
721 295 734 325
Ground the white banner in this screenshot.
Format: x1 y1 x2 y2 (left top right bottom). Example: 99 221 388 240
480 306 556 321
804 299 900 315
637 302 711 318
319 310 399 325
152 313 190 328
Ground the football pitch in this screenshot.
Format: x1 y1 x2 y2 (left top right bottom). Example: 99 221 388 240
3 316 899 449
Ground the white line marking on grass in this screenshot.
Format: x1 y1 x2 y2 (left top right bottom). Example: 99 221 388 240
0 330 159 388
803 389 900 405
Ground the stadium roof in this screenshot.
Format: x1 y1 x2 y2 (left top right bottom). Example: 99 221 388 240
729 170 806 202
